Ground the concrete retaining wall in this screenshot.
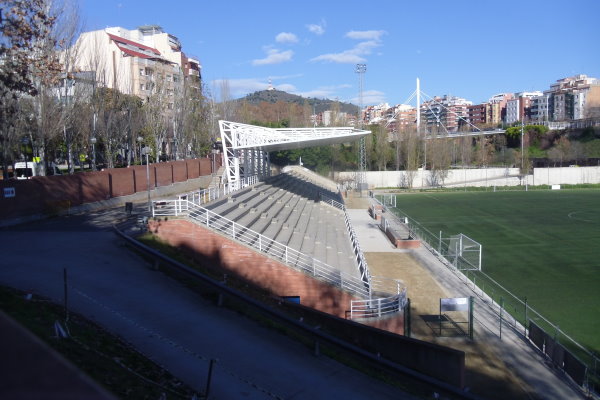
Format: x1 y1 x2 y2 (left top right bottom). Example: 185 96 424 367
532 166 600 185
335 166 600 189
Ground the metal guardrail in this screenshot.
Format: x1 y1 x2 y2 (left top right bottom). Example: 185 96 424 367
176 175 260 206
153 199 371 299
317 192 407 319
114 222 478 400
319 192 372 288
375 193 600 396
350 278 407 320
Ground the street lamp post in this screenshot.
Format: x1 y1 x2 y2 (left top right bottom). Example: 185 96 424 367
90 137 97 171
142 146 152 212
137 136 143 165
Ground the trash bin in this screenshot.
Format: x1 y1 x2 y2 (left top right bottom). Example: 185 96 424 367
125 202 133 216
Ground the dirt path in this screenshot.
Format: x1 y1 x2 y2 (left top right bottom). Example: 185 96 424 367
365 252 532 399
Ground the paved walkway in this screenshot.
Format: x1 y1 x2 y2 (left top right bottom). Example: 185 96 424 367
0 205 418 400
346 195 584 400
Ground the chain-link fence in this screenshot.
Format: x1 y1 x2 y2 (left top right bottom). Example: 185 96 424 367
376 193 599 396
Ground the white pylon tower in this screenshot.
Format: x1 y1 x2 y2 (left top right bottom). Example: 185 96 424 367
355 63 367 190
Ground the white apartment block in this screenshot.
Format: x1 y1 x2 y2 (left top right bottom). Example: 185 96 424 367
505 98 520 125
505 91 543 124
71 25 201 104
531 94 550 122
546 75 599 121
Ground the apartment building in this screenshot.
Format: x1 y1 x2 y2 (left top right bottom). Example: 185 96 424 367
530 94 551 122
71 25 201 105
363 103 390 124
388 104 417 132
486 93 513 125
467 103 487 126
420 95 472 133
505 91 543 124
543 75 599 121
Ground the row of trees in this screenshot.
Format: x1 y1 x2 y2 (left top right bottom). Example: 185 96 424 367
1 0 215 179
257 114 600 187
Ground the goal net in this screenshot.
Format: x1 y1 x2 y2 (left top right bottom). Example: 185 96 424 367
446 234 481 271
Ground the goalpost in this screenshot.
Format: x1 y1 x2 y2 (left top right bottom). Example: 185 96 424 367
446 233 482 271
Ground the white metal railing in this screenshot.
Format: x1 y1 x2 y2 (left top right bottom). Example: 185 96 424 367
175 175 261 207
318 192 345 210
350 277 407 319
152 199 371 299
318 191 371 287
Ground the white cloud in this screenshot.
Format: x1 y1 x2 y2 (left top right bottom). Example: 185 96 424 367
310 52 366 64
297 89 333 99
345 30 386 41
276 83 297 92
212 78 269 98
306 19 326 35
296 84 352 99
252 48 294 66
275 32 298 44
349 90 387 105
269 73 304 80
310 40 382 64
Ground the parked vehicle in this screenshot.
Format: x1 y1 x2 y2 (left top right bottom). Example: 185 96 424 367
14 161 62 179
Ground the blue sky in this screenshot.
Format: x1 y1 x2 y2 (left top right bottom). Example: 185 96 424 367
81 0 599 106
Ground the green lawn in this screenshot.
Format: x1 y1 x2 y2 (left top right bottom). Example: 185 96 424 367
388 189 600 354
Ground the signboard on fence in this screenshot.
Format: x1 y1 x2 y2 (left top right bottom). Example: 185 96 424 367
441 297 469 312
4 187 15 198
440 297 474 339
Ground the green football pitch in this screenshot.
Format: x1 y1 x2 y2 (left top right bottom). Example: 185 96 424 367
389 189 600 354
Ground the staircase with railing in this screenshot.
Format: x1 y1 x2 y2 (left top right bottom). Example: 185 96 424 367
151 174 406 319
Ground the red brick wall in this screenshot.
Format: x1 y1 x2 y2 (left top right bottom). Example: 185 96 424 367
172 161 188 183
154 163 173 187
148 218 359 318
109 168 135 197
185 160 199 179
199 158 212 176
130 165 155 192
81 171 111 203
0 157 218 221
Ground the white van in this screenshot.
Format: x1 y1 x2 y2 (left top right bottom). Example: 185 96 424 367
14 161 62 179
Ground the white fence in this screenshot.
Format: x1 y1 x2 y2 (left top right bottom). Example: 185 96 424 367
350 278 407 320
153 199 371 298
335 166 600 189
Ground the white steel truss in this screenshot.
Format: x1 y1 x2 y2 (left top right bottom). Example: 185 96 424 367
219 120 370 189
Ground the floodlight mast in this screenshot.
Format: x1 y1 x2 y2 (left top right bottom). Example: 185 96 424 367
355 63 367 191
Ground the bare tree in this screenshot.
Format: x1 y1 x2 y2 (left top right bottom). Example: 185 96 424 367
552 136 572 166
459 136 473 167
427 137 451 186
475 135 495 167
402 128 421 188
217 79 237 121
54 0 83 174
0 0 59 177
0 0 56 98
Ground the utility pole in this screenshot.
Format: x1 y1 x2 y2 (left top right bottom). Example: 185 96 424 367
355 63 367 192
416 77 421 132
521 119 525 175
417 78 425 188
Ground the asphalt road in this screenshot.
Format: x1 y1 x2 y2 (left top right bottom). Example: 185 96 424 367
0 207 420 400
